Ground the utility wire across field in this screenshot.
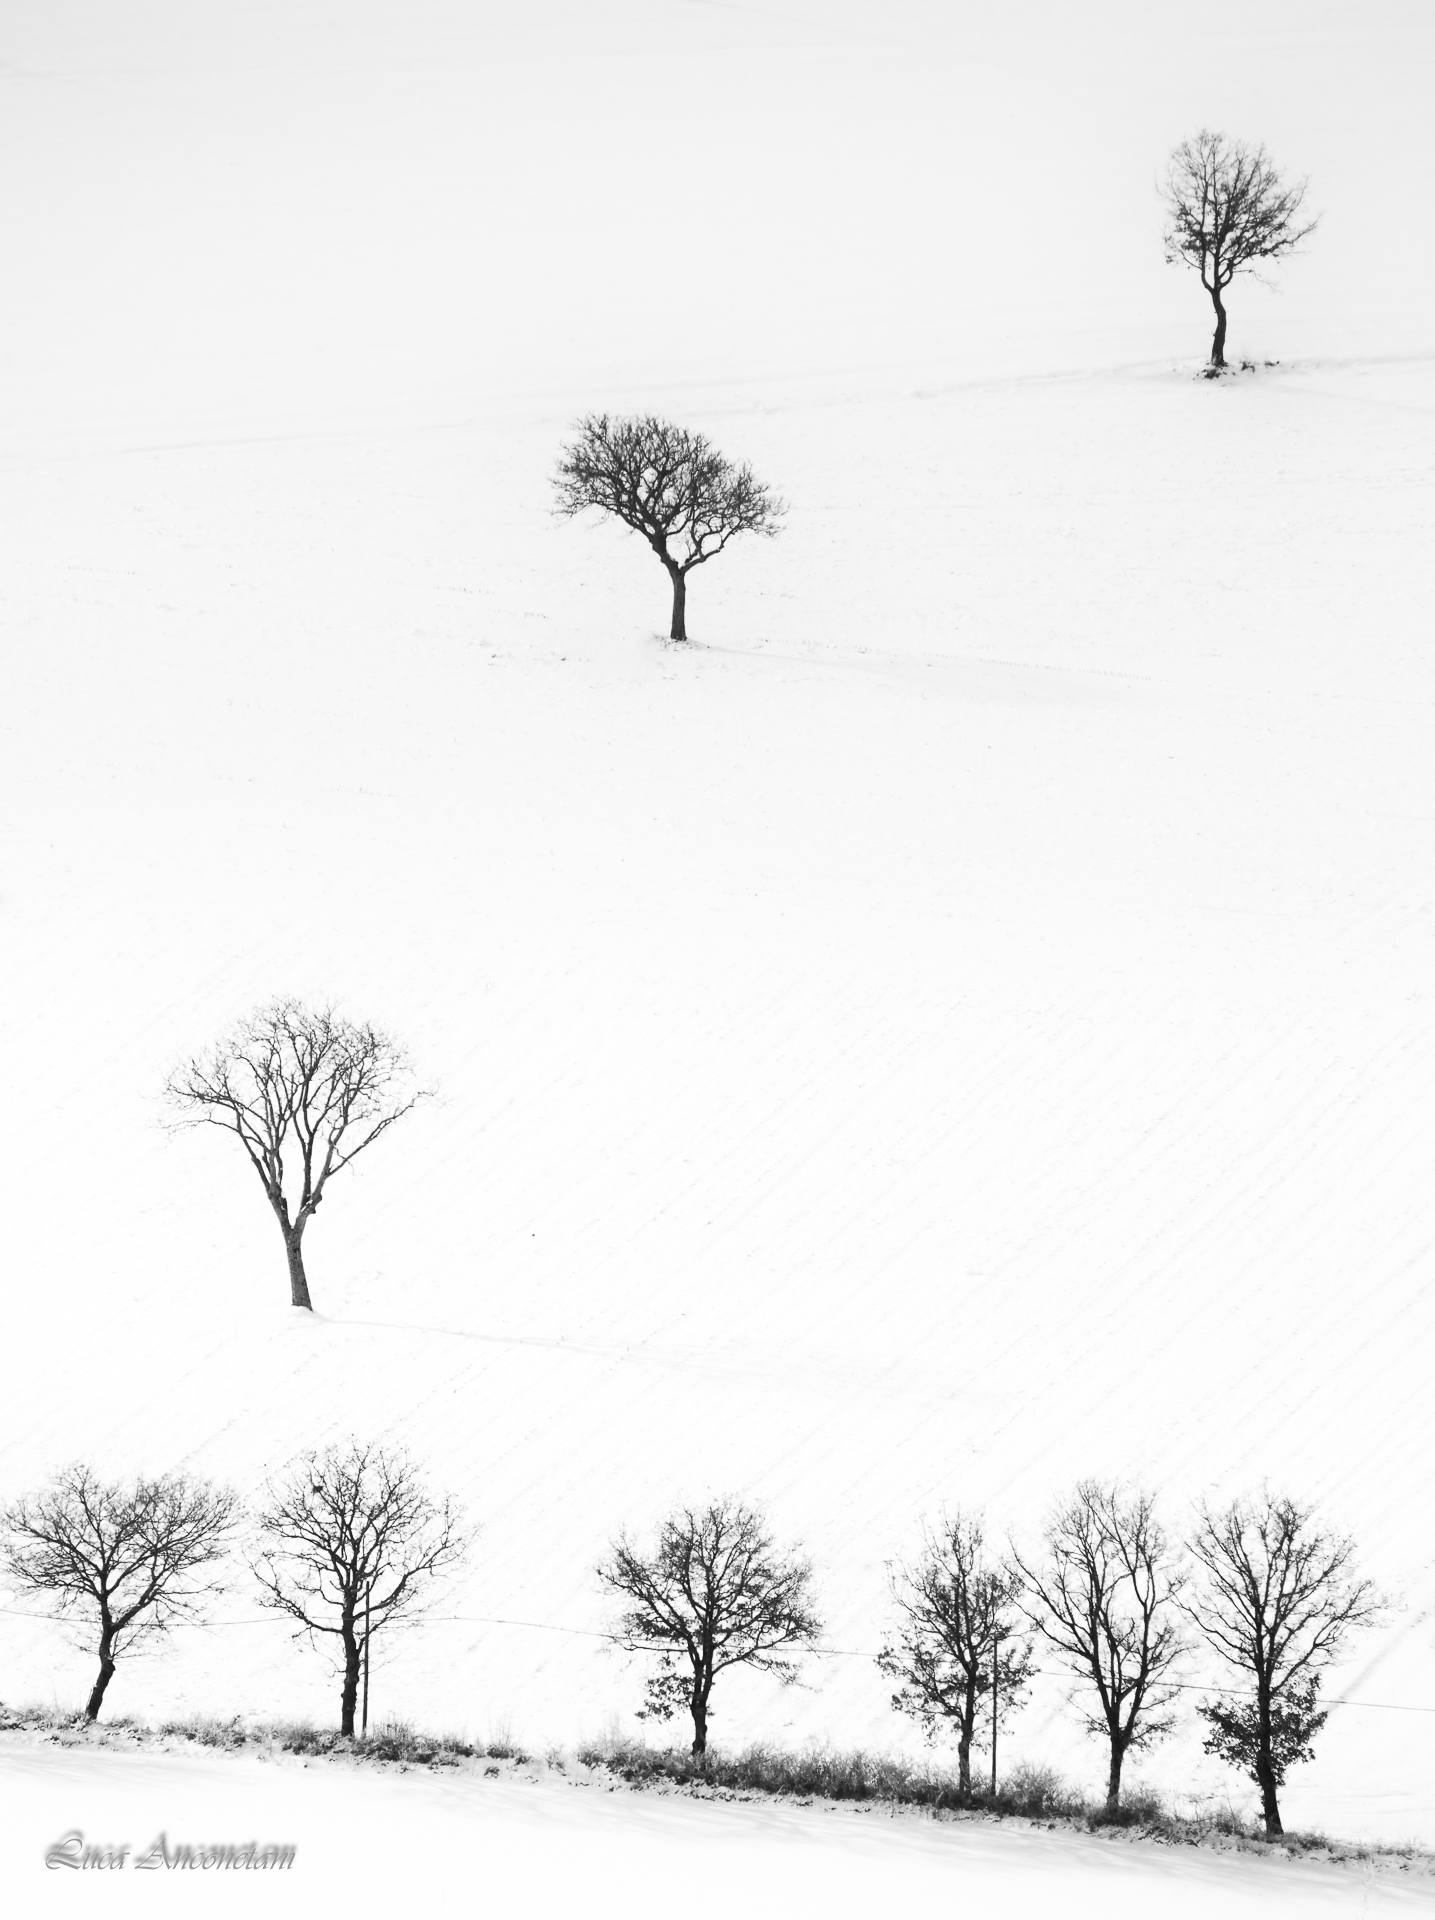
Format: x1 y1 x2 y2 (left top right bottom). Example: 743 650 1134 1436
1 1600 1430 1715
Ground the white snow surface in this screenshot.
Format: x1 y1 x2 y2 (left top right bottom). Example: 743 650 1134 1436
3 0 1435 1877
2 1740 1430 1915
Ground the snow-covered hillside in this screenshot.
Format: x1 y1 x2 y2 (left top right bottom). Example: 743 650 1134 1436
3 0 1434 1867
6 1737 1429 1916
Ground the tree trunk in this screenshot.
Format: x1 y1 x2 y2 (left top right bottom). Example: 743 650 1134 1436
339 1630 361 1738
361 1591 371 1736
1106 1739 1125 1810
957 1676 977 1796
668 567 688 643
689 1688 709 1760
1258 1769 1283 1836
1255 1725 1283 1835
283 1225 313 1311
85 1630 116 1721
1209 284 1228 368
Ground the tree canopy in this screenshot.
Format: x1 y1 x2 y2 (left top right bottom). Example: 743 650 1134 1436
598 1497 820 1756
554 414 783 640
167 999 426 1309
1163 131 1317 367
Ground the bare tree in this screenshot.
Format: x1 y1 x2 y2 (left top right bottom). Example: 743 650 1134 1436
1184 1492 1381 1837
598 1497 821 1759
553 414 783 642
1162 131 1318 369
166 998 427 1311
1014 1482 1185 1810
252 1442 465 1737
2 1464 238 1720
878 1511 1034 1796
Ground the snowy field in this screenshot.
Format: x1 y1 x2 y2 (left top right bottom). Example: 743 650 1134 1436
5 1738 1432 1916
3 0 1435 1894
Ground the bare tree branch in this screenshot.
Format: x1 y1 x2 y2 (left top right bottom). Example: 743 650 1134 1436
1162 130 1317 368
3 1465 238 1720
1013 1481 1185 1810
553 415 784 641
879 1510 1033 1797
1182 1490 1381 1836
165 999 429 1310
251 1442 468 1737
597 1497 821 1759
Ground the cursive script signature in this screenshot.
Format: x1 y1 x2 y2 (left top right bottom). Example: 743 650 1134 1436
45 1828 295 1870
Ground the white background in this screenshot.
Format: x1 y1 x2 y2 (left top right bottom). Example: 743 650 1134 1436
3 0 1434 1855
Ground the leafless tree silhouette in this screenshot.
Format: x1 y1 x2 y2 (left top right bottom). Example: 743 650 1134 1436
252 1443 466 1737
1163 130 1317 368
1014 1482 1185 1809
166 999 427 1310
879 1511 1033 1795
1184 1491 1381 1836
553 414 783 641
598 1497 820 1758
3 1464 237 1720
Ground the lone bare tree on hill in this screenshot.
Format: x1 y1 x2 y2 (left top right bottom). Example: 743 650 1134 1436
598 1497 821 1759
553 414 784 642
879 1511 1034 1796
252 1442 466 1737
2 1464 238 1720
1184 1491 1380 1837
1162 131 1318 369
1014 1482 1185 1810
166 999 427 1311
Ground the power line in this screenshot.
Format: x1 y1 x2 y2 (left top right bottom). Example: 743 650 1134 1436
4 1602 1432 1716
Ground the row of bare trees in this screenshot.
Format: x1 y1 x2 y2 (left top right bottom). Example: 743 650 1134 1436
1014 1484 1379 1836
147 1005 1381 1841
2 1447 463 1737
600 1485 1379 1839
3 1465 1375 1837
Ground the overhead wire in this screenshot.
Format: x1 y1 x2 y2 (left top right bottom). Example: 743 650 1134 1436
2 1600 1431 1713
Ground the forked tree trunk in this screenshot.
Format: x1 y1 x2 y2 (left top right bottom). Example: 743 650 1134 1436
283 1225 314 1311
1209 284 1228 367
668 566 688 642
86 1629 117 1721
